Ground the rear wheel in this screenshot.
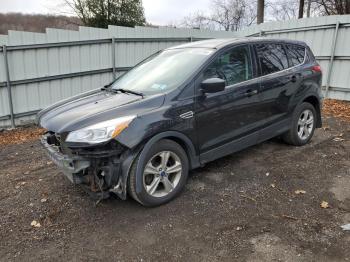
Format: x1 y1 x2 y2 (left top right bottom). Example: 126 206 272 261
128 139 189 207
282 102 316 146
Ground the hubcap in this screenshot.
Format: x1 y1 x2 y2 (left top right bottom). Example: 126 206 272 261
297 109 314 140
143 151 182 198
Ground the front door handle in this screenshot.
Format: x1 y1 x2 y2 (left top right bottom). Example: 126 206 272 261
245 89 258 97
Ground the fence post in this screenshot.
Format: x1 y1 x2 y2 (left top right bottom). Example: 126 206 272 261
325 21 340 98
3 45 15 128
111 37 116 80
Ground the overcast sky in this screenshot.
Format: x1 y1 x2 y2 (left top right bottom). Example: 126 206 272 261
0 0 212 25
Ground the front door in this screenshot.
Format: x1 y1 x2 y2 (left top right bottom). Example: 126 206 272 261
194 45 263 163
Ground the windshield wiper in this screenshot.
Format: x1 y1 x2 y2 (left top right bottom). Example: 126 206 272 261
101 81 114 91
101 86 144 98
112 88 144 98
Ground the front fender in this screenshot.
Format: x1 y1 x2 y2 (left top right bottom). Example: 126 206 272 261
112 130 200 199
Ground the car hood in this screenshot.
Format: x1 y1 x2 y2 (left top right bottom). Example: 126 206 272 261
38 89 165 133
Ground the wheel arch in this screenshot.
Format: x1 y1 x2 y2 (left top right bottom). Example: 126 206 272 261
302 95 322 128
132 131 200 195
140 131 200 170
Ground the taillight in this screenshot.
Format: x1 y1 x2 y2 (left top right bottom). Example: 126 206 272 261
312 65 322 73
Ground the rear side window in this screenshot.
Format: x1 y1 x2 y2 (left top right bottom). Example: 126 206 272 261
285 44 306 67
256 43 288 75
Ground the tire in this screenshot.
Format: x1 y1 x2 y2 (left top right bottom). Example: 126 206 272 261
282 102 317 146
128 139 189 207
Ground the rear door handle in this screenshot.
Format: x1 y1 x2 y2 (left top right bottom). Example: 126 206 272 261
245 89 258 97
288 75 297 83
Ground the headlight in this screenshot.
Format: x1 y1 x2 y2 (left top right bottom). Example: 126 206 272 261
66 115 136 144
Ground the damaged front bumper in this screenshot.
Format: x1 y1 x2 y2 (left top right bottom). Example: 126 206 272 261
40 135 90 184
40 133 136 200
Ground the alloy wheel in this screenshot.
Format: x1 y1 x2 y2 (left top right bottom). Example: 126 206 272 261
143 151 182 198
297 109 314 140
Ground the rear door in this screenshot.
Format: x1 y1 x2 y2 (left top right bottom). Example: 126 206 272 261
254 42 303 128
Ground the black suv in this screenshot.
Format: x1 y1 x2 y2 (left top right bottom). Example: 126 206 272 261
38 38 323 206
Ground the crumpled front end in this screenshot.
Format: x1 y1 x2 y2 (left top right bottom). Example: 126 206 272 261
41 132 132 200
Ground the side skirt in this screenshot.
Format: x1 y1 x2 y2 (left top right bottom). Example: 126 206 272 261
200 118 291 165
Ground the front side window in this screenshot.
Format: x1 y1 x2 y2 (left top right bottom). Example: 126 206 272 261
285 44 306 67
256 43 288 75
203 45 253 86
112 48 214 95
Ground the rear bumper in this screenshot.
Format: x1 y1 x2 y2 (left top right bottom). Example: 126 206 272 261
40 134 90 184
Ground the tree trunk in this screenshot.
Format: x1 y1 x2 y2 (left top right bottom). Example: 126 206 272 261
346 0 350 14
298 0 305 18
257 0 264 24
306 0 311 17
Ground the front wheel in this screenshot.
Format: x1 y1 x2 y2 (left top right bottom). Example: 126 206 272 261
282 102 317 146
128 139 189 207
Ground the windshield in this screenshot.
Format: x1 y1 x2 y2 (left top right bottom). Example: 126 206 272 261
111 48 214 95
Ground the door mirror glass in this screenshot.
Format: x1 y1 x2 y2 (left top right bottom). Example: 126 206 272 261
201 78 226 93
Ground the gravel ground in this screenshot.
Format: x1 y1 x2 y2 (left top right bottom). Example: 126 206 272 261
0 116 350 262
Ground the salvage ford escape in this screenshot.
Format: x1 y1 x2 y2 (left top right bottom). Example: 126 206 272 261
38 38 323 206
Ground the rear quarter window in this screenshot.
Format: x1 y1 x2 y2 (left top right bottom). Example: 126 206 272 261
285 44 306 67
256 43 289 76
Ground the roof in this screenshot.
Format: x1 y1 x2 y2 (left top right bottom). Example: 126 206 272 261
167 37 307 50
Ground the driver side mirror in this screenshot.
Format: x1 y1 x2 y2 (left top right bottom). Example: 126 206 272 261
201 78 226 94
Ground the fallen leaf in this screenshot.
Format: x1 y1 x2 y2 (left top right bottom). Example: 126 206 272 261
24 171 30 175
323 99 350 123
320 201 329 209
341 224 350 231
295 190 306 195
30 220 41 228
0 127 45 146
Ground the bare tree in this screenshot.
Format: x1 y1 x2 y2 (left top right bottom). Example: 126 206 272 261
268 0 299 20
180 0 256 31
180 0 350 30
180 11 216 30
306 0 312 17
257 0 265 24
270 0 350 20
298 0 305 18
313 0 350 15
210 0 256 30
